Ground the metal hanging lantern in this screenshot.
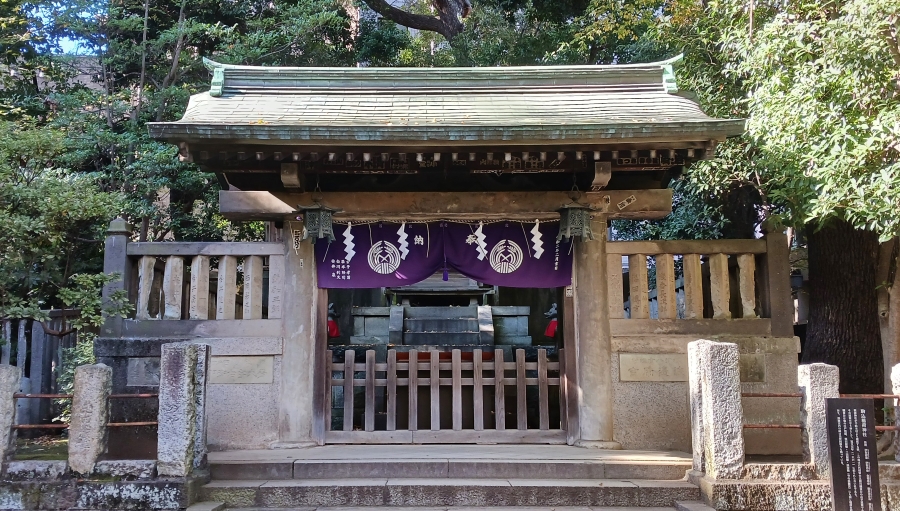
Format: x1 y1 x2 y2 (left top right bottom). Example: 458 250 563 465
557 203 595 242
297 204 342 244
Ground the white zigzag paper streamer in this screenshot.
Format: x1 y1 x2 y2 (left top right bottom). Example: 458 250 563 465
397 222 409 260
531 220 544 259
475 222 488 261
343 222 356 262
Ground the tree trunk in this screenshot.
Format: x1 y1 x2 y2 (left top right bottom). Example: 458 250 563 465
802 218 883 394
877 239 898 391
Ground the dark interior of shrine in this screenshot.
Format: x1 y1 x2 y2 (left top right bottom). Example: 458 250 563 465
326 279 565 350
325 278 567 432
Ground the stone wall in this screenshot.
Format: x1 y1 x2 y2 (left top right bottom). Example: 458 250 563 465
611 334 801 454
99 332 800 453
97 336 282 451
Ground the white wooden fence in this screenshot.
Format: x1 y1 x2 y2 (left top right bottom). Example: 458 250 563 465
325 347 566 444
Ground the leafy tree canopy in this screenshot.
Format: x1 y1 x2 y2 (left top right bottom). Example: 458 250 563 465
652 0 900 241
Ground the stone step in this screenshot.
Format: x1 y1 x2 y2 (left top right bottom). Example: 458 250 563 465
675 501 716 511
405 307 479 320
404 318 480 332
694 478 832 511
211 459 692 481
202 478 699 508
403 332 485 345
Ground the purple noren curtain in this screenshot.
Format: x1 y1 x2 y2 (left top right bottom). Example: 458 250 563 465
315 220 573 289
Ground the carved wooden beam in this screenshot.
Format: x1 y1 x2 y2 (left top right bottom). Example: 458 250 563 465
219 190 673 221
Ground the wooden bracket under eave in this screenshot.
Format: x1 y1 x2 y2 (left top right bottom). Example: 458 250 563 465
590 162 612 191
280 163 305 192
702 140 719 160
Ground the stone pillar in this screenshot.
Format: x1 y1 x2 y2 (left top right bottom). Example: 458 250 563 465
68 364 112 474
687 339 712 473
0 365 19 460
193 344 210 470
761 222 794 337
101 218 132 338
572 216 619 448
692 340 745 479
157 343 201 477
892 363 900 462
798 363 839 478
276 220 326 447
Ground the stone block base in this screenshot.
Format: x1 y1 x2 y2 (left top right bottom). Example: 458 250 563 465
203 478 699 508
0 460 206 510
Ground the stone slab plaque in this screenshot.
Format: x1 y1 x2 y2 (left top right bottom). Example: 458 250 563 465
618 353 688 382
126 357 161 387
739 353 766 383
826 398 881 511
209 356 274 384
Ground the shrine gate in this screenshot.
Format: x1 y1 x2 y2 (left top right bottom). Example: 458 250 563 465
96 57 799 453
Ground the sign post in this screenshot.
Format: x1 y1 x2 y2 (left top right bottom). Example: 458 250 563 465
826 398 881 511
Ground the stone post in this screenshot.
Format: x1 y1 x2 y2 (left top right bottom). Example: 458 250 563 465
892 363 900 462
101 218 132 338
192 344 210 470
68 364 112 474
761 222 794 337
798 363 839 478
687 339 712 473
690 340 745 479
572 216 620 448
0 365 19 460
157 343 202 477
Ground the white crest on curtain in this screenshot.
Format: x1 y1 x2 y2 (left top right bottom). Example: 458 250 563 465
531 219 544 259
474 222 488 261
397 222 409 260
343 222 356 262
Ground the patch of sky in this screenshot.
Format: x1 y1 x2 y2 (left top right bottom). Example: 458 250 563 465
30 4 100 55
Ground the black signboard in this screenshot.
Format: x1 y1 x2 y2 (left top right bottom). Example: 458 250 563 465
826 398 881 511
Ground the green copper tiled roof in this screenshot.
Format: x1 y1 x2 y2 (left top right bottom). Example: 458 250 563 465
148 56 744 146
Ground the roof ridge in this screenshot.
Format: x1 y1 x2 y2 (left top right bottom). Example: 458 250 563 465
201 56 684 98
201 55 683 72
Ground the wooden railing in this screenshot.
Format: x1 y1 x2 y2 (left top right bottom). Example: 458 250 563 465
1 313 75 426
126 242 285 321
325 347 566 444
607 234 793 337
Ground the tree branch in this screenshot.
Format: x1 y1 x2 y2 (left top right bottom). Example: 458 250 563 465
156 0 188 122
39 320 76 338
360 0 470 42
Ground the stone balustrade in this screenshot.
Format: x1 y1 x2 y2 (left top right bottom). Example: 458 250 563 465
609 227 793 338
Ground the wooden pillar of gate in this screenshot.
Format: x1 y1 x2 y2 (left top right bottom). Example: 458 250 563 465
570 215 620 448
277 219 329 446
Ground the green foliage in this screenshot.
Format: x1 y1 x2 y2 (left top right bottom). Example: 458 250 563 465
611 179 727 241
450 1 580 66
0 122 126 317
217 0 358 67
649 0 900 241
53 273 132 422
729 0 900 240
55 337 95 422
550 0 666 64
